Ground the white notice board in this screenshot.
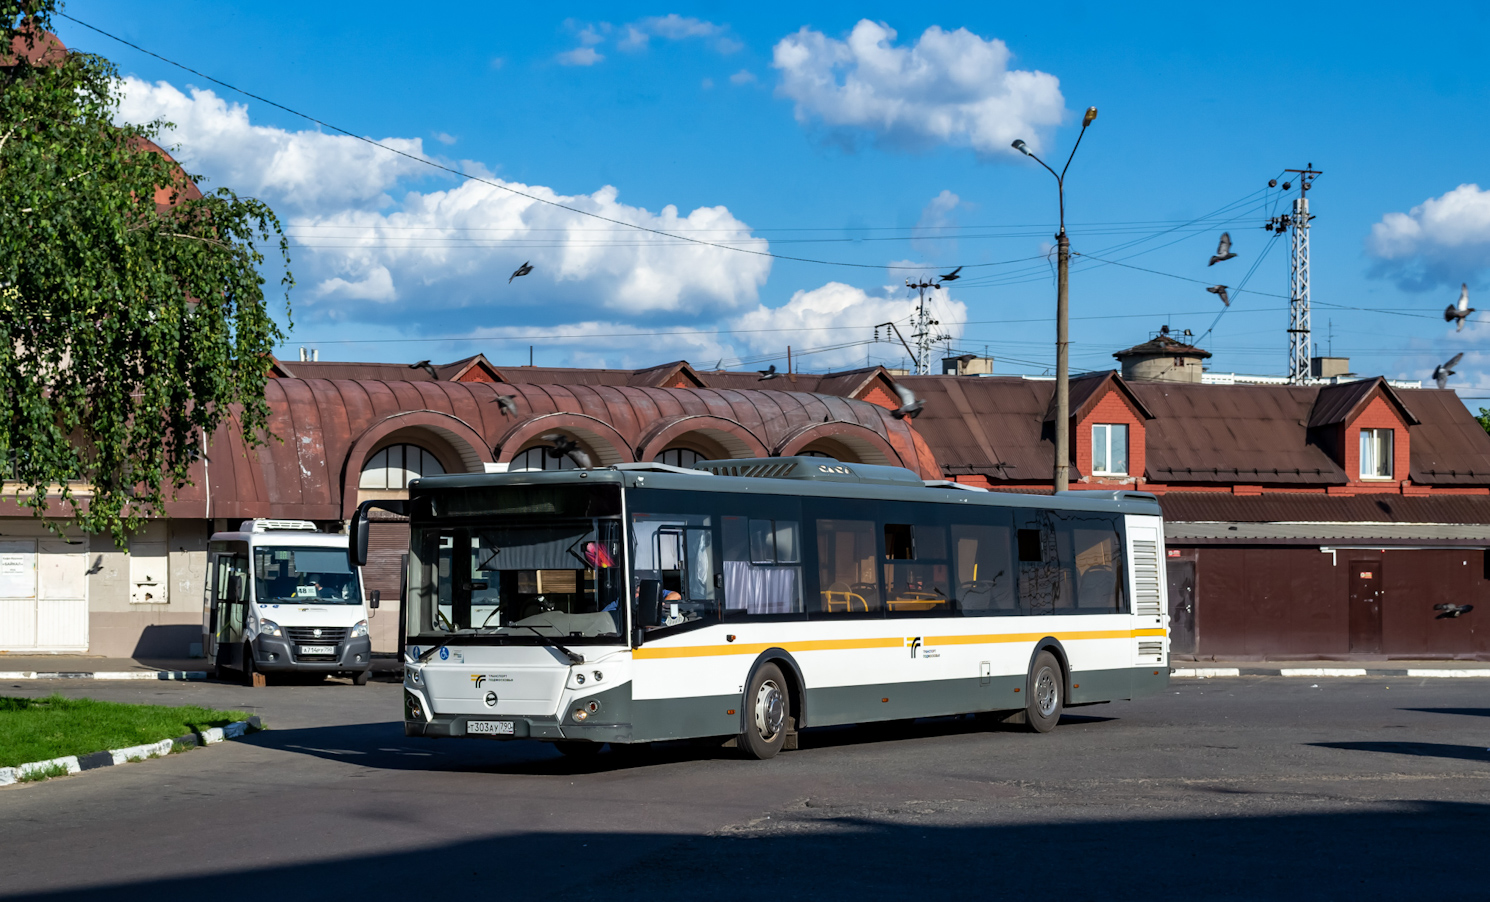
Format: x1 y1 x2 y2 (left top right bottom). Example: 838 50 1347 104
0 540 38 599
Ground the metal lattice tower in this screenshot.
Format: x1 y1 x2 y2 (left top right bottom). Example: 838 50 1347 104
905 278 944 375
1287 196 1311 383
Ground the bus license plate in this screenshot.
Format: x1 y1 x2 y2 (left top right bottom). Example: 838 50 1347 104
298 645 336 655
468 720 514 735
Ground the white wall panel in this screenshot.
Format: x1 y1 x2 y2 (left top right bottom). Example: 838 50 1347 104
0 539 37 599
36 598 87 650
39 539 87 599
0 597 37 650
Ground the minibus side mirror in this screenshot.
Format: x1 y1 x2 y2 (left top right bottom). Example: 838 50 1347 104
637 579 663 628
369 589 381 609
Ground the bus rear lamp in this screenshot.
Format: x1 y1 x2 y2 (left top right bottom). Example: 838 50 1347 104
586 701 600 713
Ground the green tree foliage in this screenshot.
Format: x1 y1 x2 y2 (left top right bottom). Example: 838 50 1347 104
1477 408 1490 435
0 1 290 543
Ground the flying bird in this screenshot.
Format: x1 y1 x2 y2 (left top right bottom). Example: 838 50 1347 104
758 364 782 381
1206 285 1230 307
1433 353 1464 390
1445 283 1475 332
939 266 963 282
409 359 438 379
509 261 533 283
492 394 519 416
1208 233 1237 266
891 382 923 420
541 433 592 469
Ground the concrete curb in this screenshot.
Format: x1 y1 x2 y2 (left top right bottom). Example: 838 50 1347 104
0 671 206 681
1172 667 1490 679
0 716 261 787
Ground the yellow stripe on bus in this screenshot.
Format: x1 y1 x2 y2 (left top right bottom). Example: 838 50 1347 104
633 627 1167 660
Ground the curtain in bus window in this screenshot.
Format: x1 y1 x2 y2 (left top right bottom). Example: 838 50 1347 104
723 516 801 615
883 522 950 614
953 521 1018 614
1016 511 1070 614
815 519 881 613
1068 516 1123 611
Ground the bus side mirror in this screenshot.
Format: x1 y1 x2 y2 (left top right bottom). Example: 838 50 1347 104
369 589 381 609
637 579 663 628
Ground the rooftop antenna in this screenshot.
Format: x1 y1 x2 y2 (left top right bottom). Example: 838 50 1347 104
1267 165 1322 383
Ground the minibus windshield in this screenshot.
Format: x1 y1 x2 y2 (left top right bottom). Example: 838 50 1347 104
253 545 362 604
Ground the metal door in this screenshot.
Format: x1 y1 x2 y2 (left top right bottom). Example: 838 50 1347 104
1349 561 1383 654
213 553 249 668
1166 559 1196 655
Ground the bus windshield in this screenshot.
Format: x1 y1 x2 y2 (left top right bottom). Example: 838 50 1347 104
253 545 362 604
406 519 625 643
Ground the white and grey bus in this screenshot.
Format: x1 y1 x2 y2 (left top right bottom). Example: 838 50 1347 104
357 458 1169 758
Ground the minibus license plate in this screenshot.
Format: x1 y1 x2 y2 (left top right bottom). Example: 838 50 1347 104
468 720 514 735
298 645 336 655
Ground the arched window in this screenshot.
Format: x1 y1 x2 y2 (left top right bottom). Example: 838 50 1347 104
509 446 580 472
359 444 445 489
653 448 704 468
799 449 834 459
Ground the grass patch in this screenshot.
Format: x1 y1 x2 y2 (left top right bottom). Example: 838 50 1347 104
18 761 70 783
0 695 252 768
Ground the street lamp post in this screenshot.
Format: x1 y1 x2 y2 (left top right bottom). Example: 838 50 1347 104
1013 106 1098 493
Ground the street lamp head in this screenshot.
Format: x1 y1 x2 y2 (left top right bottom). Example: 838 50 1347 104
1082 106 1098 127
1012 139 1030 155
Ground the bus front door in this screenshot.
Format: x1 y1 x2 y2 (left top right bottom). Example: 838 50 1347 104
213 553 249 669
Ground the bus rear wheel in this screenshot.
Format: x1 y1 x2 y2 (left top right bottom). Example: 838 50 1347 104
1025 650 1063 733
740 663 789 759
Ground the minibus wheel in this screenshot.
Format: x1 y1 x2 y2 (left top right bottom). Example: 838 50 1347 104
241 643 260 687
352 670 371 686
1025 651 1063 733
740 662 789 759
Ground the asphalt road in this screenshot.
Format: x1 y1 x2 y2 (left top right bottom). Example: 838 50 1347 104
2 674 1488 901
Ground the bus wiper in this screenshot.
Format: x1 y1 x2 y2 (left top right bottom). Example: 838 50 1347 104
507 624 585 665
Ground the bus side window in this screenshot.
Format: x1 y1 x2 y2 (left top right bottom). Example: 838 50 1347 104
724 516 801 616
1016 511 1071 614
1068 515 1125 612
815 519 881 614
883 522 949 615
953 518 1017 615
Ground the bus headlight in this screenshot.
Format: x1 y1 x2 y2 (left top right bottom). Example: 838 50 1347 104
259 619 282 637
351 620 369 638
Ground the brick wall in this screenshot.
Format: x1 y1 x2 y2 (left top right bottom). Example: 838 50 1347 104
1343 393 1411 489
1075 390 1147 486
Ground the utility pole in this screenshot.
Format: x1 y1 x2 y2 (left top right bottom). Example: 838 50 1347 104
904 277 945 375
1013 106 1099 492
1268 166 1322 383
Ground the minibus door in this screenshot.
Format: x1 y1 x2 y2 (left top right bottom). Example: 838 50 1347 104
213 552 250 669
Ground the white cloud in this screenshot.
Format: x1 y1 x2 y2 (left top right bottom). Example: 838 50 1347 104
118 73 772 330
314 266 396 302
729 69 757 86
913 190 964 259
118 77 428 211
557 46 604 66
1368 184 1490 289
771 20 1064 156
432 131 457 146
701 77 714 90
618 15 739 54
731 281 967 370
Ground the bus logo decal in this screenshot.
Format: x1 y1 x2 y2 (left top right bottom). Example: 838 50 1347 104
472 675 486 688
906 637 923 658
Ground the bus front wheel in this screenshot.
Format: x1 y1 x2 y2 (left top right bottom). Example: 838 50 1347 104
1025 650 1063 733
740 663 789 759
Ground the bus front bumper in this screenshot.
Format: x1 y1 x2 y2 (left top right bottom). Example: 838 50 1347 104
405 712 632 745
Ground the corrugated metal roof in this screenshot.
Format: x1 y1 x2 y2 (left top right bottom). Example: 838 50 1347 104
1400 388 1490 484
1307 377 1419 428
1159 492 1490 524
1165 521 1490 543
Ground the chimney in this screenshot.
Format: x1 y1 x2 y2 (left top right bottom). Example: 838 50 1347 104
941 354 994 376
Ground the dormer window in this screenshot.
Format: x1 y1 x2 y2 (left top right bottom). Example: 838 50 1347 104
1360 428 1394 479
1092 424 1129 476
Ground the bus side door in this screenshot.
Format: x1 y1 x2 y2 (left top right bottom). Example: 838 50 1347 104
212 552 249 668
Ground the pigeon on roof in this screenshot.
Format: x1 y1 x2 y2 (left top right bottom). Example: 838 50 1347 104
1445 283 1475 332
493 394 518 416
409 360 438 379
758 364 782 381
1208 233 1237 266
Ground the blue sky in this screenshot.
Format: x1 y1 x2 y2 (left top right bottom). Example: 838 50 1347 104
58 1 1490 394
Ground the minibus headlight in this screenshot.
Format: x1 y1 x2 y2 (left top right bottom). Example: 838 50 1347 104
351 620 369 638
259 619 282 637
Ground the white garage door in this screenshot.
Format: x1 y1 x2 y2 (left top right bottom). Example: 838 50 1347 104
0 538 88 652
